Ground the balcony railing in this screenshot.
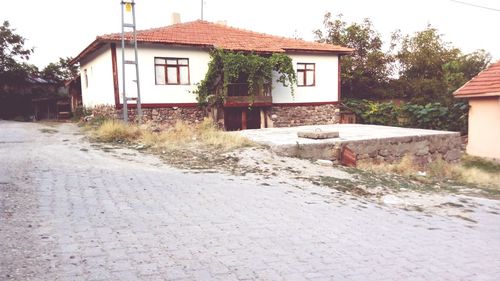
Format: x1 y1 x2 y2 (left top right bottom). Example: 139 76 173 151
224 83 272 107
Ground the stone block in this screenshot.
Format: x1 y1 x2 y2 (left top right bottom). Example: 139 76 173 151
379 149 390 157
444 149 462 162
415 146 429 156
297 130 339 139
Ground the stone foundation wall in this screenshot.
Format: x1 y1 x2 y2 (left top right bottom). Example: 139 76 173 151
90 105 206 126
91 104 341 129
269 104 340 127
340 133 463 165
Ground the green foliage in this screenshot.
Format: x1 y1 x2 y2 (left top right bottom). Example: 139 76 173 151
0 21 34 88
194 49 296 107
0 21 37 119
403 103 450 129
392 26 491 104
41 57 79 83
0 21 33 73
344 99 469 134
314 13 393 99
344 99 400 126
314 14 491 103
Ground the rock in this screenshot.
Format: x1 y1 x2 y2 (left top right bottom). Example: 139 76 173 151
444 149 462 162
83 115 94 122
382 194 403 205
415 146 429 156
416 171 427 177
316 159 333 166
378 149 390 157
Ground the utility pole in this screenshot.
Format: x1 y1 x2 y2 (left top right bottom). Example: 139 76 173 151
201 0 204 20
120 0 143 124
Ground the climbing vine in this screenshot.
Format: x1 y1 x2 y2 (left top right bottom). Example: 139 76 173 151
194 49 297 107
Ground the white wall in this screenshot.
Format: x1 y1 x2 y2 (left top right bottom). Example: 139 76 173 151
272 54 339 104
80 45 115 107
116 45 210 104
80 45 340 106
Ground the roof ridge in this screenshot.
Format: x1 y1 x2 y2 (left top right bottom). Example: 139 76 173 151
98 20 348 49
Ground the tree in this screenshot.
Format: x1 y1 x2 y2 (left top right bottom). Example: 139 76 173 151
392 26 491 104
0 21 37 119
41 57 79 83
314 13 394 99
0 20 33 89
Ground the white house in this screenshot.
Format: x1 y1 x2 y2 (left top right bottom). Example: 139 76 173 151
71 20 353 130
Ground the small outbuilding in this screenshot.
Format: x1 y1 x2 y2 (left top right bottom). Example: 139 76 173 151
453 60 500 160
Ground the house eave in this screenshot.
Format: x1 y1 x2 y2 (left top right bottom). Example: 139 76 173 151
454 92 500 99
72 38 354 66
284 48 354 55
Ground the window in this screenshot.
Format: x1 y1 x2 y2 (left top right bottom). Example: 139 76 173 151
84 69 88 88
297 63 315 87
155 57 190 85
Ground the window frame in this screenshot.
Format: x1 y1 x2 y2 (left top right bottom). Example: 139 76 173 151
296 63 316 87
154 57 190 85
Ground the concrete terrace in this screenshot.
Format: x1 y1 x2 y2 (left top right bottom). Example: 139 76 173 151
236 124 462 163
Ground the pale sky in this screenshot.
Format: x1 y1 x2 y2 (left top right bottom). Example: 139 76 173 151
1 0 499 68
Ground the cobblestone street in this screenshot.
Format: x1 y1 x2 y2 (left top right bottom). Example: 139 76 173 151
1 120 500 280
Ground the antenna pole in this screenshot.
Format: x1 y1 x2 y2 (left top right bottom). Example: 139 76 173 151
201 0 204 20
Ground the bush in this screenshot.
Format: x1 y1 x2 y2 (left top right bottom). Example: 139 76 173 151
344 99 468 134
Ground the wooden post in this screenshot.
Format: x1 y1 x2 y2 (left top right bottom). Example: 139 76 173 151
241 110 247 130
260 109 266 128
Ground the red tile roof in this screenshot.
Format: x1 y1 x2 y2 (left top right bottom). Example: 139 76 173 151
73 20 353 63
454 60 500 98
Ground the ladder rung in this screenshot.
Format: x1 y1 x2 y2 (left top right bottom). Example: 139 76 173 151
126 97 138 101
123 23 135 28
124 60 137 65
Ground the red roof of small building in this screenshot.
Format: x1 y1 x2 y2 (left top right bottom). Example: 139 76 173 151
454 60 500 98
73 20 353 63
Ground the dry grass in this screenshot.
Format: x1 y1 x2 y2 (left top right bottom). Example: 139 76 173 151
358 155 420 177
91 118 254 153
93 120 142 143
359 154 500 189
454 156 500 188
428 156 455 178
140 118 254 152
454 166 500 188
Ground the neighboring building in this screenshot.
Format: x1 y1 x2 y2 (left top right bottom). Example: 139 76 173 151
71 20 352 130
454 60 500 160
65 77 82 113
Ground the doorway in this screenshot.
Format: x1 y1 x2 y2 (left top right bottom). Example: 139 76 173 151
224 108 263 131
